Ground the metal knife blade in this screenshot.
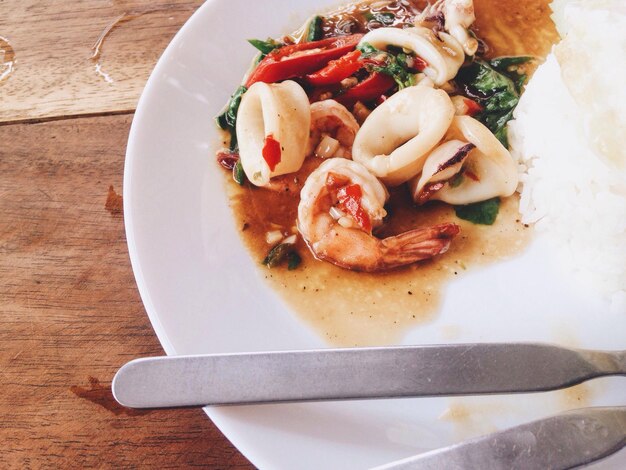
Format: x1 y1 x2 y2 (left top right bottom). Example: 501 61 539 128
372 406 626 470
112 343 625 408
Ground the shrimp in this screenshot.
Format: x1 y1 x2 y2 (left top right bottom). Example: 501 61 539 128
307 100 360 159
416 0 478 56
298 159 460 272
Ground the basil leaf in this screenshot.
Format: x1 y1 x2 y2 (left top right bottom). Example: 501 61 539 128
455 198 501 225
248 38 281 55
455 59 528 148
489 56 533 94
262 243 300 269
215 85 247 150
365 11 395 25
357 42 414 89
232 160 245 185
287 251 302 270
357 42 378 56
489 56 533 72
306 16 324 42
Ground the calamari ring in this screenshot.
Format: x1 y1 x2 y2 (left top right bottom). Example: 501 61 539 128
352 86 455 186
359 27 465 86
409 116 519 204
236 80 310 187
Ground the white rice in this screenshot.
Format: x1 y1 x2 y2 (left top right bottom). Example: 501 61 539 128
509 0 626 312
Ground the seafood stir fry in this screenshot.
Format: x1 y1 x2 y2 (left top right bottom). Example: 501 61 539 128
216 0 530 272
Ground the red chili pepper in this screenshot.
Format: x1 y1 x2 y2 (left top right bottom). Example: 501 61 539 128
246 34 363 87
326 172 351 189
216 149 239 170
306 50 363 86
463 98 483 116
336 184 372 233
262 135 282 171
412 56 428 72
335 72 396 108
376 94 389 106
415 182 445 205
465 170 480 182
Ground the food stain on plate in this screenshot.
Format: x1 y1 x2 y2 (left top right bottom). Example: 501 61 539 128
558 383 593 410
439 401 503 441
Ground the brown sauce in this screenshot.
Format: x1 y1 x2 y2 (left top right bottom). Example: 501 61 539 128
321 0 423 37
224 0 558 346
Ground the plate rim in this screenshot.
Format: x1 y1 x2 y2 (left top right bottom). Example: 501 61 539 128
122 0 261 466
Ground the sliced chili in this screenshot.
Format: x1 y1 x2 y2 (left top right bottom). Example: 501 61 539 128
415 182 445 205
216 149 239 170
335 72 396 108
463 98 483 116
246 34 363 87
336 184 372 233
326 172 351 189
262 135 282 171
412 56 428 72
306 50 363 86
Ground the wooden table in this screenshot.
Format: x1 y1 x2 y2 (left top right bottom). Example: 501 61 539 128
1 1 252 467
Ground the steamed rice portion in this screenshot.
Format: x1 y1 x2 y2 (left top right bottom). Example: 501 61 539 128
509 0 626 311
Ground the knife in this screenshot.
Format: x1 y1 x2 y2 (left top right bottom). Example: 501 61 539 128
112 343 625 408
373 406 626 470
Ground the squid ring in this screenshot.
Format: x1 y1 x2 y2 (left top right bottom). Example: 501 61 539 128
236 80 310 187
352 86 455 186
359 27 465 86
409 116 519 205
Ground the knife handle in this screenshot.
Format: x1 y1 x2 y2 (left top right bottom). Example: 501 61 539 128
112 343 626 408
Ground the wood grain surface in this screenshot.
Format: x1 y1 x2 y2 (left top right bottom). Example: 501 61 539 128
0 0 203 123
0 115 252 468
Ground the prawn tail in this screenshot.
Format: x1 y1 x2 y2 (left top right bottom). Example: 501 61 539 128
380 223 460 268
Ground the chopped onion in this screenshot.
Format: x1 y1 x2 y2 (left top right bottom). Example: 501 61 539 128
337 216 355 228
329 206 346 220
352 101 371 125
265 230 283 245
282 234 297 245
315 135 340 159
340 77 358 89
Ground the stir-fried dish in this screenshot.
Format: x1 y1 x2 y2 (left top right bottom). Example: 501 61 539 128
216 0 532 273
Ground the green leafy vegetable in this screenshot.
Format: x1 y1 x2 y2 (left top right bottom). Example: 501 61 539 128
455 58 532 148
454 198 501 225
357 42 378 56
489 56 533 72
287 251 302 270
449 173 464 189
263 243 301 269
306 16 324 42
248 38 282 55
232 160 245 186
365 11 395 25
357 42 416 89
216 85 247 150
489 56 533 94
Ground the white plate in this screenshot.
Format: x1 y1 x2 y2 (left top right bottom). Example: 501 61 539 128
124 1 626 468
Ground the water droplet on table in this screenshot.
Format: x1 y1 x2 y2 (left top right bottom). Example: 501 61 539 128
0 36 16 83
